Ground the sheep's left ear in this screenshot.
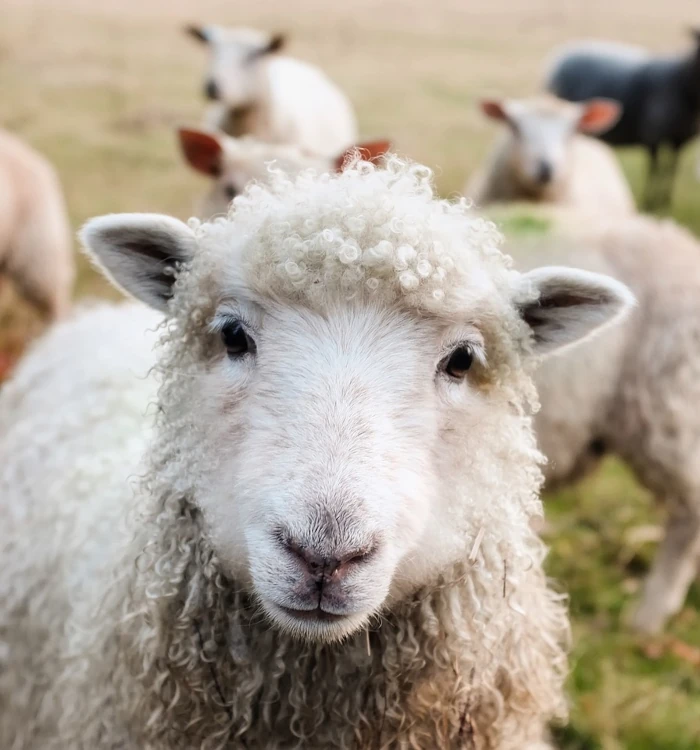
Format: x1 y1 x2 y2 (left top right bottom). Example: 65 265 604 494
333 140 392 171
263 33 286 55
80 214 197 313
185 25 210 44
577 99 621 135
515 266 635 356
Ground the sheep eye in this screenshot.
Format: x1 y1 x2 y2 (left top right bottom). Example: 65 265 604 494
221 321 255 357
442 345 473 379
224 184 237 200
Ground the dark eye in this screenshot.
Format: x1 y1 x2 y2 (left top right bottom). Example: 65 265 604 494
221 321 255 357
224 184 237 200
442 345 473 379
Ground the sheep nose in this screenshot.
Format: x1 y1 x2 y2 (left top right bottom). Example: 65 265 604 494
536 161 553 185
283 537 376 587
204 80 220 100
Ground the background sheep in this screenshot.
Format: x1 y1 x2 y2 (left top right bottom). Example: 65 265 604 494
467 95 635 216
4 0 700 745
185 25 358 157
492 207 700 635
0 159 633 749
0 128 74 321
177 126 390 217
546 31 700 211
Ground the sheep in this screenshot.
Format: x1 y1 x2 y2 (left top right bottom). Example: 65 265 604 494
467 95 635 217
545 30 700 212
185 25 358 158
0 128 74 320
0 156 634 749
489 204 700 634
177 126 390 217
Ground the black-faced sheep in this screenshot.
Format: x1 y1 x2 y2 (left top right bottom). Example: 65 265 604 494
0 158 633 749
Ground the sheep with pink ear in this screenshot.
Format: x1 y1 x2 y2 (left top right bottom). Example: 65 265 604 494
0 128 74 320
177 126 391 218
185 25 358 158
467 95 635 216
0 157 634 749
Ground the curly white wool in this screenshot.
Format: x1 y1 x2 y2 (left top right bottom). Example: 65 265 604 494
0 157 638 749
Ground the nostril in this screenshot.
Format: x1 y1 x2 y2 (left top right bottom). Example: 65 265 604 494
205 80 220 100
536 161 553 185
278 532 378 581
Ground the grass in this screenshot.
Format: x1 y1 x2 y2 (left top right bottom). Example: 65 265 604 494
2 0 700 745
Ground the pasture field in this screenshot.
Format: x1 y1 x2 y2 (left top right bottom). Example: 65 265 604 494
1 0 699 747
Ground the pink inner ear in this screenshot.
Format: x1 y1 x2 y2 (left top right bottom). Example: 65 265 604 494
178 129 223 177
480 100 507 122
334 140 392 172
578 100 621 134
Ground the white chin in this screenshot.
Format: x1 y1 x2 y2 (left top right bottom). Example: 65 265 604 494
262 600 371 643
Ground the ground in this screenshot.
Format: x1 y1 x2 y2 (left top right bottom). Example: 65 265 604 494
1 1 699 747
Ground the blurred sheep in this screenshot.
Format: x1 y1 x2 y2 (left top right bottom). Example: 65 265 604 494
546 31 700 212
185 26 358 158
177 126 390 217
498 208 700 634
0 129 74 320
467 95 635 217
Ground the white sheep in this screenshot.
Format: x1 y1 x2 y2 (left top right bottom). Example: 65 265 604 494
495 207 700 634
467 95 635 216
0 128 74 319
177 126 390 217
186 25 358 158
0 157 633 749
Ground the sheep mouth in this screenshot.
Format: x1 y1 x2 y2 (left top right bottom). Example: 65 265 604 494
277 604 348 623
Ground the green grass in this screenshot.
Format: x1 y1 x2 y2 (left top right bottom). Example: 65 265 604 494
544 459 700 749
2 1 700 746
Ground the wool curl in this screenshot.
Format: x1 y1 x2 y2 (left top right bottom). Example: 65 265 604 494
1 157 567 749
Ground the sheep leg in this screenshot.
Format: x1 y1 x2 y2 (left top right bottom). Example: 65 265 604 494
632 503 700 634
657 147 679 212
642 145 660 212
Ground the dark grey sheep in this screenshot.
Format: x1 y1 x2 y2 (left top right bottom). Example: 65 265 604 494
546 32 700 212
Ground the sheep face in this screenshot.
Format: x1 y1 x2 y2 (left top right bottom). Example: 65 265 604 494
82 160 633 642
480 96 621 198
186 25 285 108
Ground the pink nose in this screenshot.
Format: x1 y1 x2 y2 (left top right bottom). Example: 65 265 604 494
283 537 376 588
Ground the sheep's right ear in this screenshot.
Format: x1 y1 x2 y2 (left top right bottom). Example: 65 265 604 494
480 99 509 122
577 99 622 135
178 128 224 177
80 214 197 313
514 266 635 356
185 25 209 44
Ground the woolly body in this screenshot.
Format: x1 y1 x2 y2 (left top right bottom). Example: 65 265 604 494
0 128 74 318
503 211 700 633
0 159 632 748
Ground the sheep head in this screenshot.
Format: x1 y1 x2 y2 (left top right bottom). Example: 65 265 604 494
82 157 633 643
186 25 286 107
480 95 621 197
178 127 390 218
